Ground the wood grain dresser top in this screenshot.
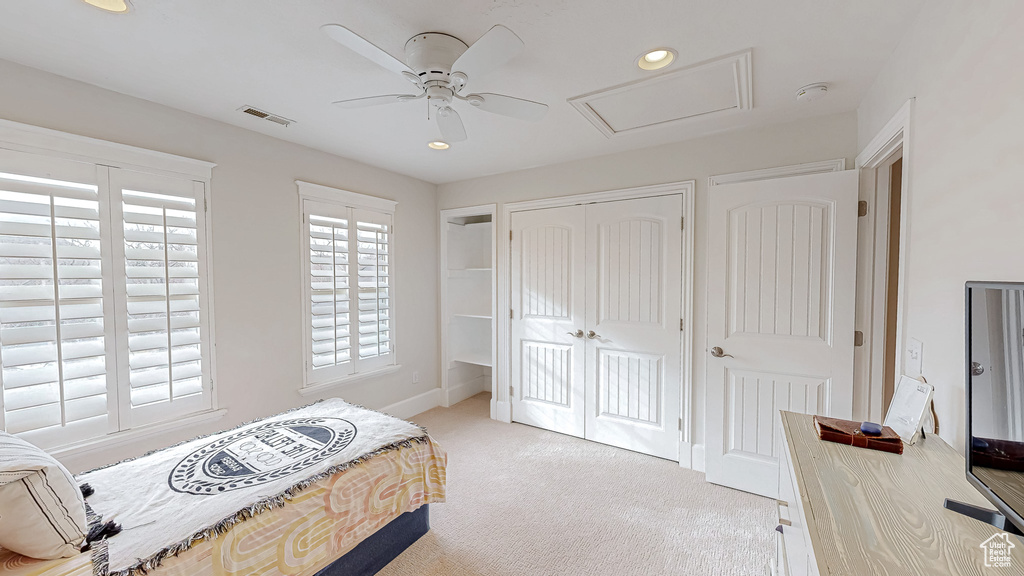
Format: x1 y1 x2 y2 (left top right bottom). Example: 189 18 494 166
780 411 1024 575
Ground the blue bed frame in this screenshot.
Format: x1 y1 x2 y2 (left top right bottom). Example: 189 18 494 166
314 505 429 576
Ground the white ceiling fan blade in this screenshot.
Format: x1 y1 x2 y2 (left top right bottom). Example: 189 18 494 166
451 25 524 81
470 93 548 121
333 94 418 109
437 107 468 142
321 24 415 77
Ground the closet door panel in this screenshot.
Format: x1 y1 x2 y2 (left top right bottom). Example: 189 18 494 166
584 195 683 460
510 206 586 437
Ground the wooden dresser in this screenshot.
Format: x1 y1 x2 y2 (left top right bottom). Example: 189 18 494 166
775 411 1024 575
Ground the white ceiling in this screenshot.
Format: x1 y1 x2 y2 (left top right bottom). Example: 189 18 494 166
0 0 924 184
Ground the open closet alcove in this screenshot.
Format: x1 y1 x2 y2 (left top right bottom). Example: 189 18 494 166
440 205 497 412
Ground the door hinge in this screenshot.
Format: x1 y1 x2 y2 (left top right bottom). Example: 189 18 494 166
510 308 514 319
510 230 513 241
509 385 514 397
204 198 208 211
678 418 683 432
680 318 685 331
681 216 685 230
858 201 868 217
854 330 864 347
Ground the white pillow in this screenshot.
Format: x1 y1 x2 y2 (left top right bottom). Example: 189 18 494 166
0 431 87 559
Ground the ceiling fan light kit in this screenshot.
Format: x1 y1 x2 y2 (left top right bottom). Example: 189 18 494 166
637 47 677 71
428 141 450 150
322 23 549 144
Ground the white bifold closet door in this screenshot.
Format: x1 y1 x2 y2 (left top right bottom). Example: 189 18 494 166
511 195 682 460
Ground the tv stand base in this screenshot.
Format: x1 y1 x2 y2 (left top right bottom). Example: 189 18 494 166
944 498 1024 536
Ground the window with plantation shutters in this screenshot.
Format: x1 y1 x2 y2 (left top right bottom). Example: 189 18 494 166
298 182 396 389
0 143 213 451
353 211 392 367
112 170 211 425
0 153 113 449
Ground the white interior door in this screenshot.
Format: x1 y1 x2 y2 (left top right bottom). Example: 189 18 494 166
705 171 858 497
584 196 682 460
510 206 586 437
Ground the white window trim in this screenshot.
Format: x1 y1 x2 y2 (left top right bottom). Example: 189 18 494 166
48 408 227 461
0 118 220 452
297 181 398 392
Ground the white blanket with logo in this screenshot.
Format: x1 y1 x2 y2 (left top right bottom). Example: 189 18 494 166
76 399 427 576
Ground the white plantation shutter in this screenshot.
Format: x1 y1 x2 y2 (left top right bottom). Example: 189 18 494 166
299 183 396 388
111 170 211 426
0 143 214 449
0 150 115 449
308 212 352 380
353 210 392 370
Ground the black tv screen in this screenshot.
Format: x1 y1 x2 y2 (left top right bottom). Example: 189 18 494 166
967 281 1024 533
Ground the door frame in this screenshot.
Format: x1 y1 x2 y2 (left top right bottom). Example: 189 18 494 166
854 98 915 423
497 181 696 465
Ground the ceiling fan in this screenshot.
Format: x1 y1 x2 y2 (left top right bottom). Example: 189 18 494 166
321 23 548 143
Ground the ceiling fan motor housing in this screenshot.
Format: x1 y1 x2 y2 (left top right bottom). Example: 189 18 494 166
404 33 468 82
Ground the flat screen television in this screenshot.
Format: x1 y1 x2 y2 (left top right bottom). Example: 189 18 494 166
957 281 1024 535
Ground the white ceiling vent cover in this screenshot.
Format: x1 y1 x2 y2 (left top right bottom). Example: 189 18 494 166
237 105 295 127
568 50 752 138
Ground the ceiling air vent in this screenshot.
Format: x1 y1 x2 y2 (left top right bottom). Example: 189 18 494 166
237 106 294 127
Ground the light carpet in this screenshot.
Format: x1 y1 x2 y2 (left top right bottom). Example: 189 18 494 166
378 393 774 576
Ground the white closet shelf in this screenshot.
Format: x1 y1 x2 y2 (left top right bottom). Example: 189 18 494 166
451 313 492 320
451 352 493 367
448 267 492 278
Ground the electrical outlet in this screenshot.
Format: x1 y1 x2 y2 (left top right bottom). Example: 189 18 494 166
906 338 923 377
412 371 420 384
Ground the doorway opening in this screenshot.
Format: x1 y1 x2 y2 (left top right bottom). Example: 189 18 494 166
854 98 913 423
881 154 904 414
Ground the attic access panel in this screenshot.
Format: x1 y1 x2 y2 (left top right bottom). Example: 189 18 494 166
568 50 752 137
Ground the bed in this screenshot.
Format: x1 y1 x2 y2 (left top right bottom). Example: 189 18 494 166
0 399 447 576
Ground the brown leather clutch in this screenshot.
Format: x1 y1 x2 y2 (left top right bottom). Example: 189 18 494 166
813 415 904 455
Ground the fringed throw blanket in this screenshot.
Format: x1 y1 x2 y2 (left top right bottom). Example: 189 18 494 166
76 399 428 576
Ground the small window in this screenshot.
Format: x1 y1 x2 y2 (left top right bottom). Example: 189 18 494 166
298 182 396 389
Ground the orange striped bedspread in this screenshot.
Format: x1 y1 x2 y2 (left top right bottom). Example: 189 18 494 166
0 437 446 576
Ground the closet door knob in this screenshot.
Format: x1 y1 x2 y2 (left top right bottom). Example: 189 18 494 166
586 331 602 339
711 346 734 358
567 330 584 339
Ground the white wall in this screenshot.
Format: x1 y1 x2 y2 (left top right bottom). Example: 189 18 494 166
857 1 1024 450
437 111 859 463
0 59 440 473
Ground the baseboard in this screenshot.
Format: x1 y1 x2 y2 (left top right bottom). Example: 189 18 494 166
380 388 442 420
447 376 489 406
692 444 706 473
493 399 511 423
677 441 693 469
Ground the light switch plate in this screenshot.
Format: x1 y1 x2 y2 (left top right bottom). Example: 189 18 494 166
906 338 923 377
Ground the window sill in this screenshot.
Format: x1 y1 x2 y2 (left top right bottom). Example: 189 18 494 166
300 364 402 397
48 408 228 461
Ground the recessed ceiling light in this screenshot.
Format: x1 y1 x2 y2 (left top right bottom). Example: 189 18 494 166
428 141 450 150
82 0 131 13
644 50 669 63
637 48 676 71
